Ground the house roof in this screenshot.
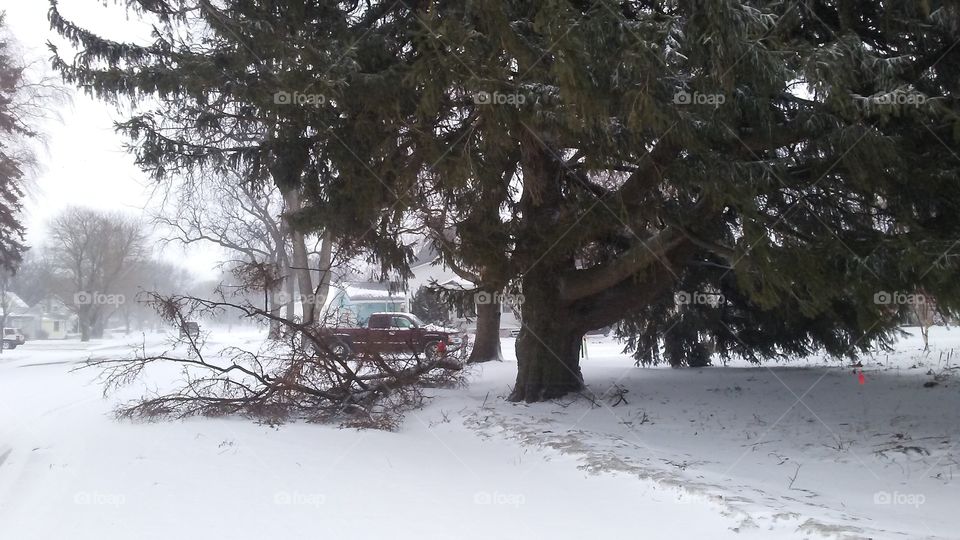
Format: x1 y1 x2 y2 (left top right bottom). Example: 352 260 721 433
409 241 439 269
343 281 407 301
408 228 457 270
28 295 72 317
434 277 475 290
1 292 29 314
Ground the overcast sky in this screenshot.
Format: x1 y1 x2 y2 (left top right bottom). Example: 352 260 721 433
3 0 225 280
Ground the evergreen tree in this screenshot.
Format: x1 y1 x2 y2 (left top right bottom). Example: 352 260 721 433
0 14 39 272
410 286 450 325
52 1 960 403
48 0 406 321
397 1 960 400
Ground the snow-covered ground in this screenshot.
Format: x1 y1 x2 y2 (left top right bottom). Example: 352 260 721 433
0 327 957 539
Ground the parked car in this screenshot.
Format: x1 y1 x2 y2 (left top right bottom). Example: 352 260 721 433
2 327 25 349
180 321 200 338
320 312 467 360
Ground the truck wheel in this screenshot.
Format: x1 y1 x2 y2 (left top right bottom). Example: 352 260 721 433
330 340 352 360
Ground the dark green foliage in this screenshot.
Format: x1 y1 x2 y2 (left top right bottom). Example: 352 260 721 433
394 1 960 377
50 1 960 398
0 15 32 272
48 0 419 273
410 286 450 325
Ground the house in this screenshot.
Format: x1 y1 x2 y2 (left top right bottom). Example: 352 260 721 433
406 242 522 336
0 293 74 339
1 292 36 336
329 239 522 335
326 281 408 325
26 296 74 339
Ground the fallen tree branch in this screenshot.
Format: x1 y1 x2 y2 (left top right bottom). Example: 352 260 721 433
80 290 466 430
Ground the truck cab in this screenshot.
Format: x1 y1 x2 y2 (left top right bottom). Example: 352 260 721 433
324 312 466 360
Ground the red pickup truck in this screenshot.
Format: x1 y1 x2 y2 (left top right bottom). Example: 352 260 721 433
320 312 467 360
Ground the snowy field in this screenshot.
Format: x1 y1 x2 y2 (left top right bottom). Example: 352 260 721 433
0 327 958 539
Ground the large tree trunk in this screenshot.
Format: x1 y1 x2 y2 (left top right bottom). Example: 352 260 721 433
281 188 315 324
270 133 315 325
277 218 296 322
79 306 91 342
268 287 282 338
284 274 295 321
469 296 502 363
91 315 105 339
310 229 334 320
510 128 586 401
508 270 584 402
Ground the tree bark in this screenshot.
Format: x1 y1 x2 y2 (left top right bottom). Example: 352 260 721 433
91 314 105 339
510 128 587 401
284 273 295 321
268 286 282 338
79 306 91 342
508 269 585 402
277 215 296 322
468 296 502 363
509 312 583 401
311 229 334 317
281 188 315 324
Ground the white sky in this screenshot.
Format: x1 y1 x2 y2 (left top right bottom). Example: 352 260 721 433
3 0 226 280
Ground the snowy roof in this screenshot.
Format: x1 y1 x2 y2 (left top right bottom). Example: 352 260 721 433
434 277 475 290
1 292 29 313
409 241 439 269
29 295 71 316
408 229 456 269
343 281 407 301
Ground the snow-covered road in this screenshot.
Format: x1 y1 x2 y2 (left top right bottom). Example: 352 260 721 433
0 329 957 539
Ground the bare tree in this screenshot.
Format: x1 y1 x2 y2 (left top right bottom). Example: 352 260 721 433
9 249 62 306
911 291 938 353
48 207 147 341
114 259 198 334
155 171 335 333
156 173 292 333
